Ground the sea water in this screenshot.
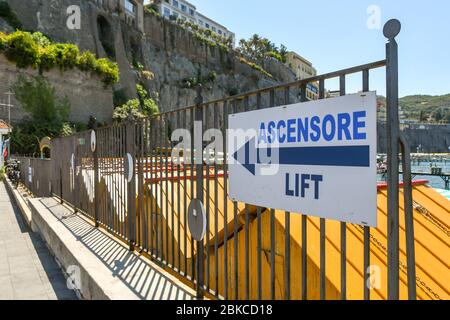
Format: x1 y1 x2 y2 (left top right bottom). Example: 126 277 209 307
377 161 450 198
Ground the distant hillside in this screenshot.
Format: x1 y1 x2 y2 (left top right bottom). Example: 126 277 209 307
378 94 450 121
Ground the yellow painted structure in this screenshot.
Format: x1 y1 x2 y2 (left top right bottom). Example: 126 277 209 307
141 172 449 300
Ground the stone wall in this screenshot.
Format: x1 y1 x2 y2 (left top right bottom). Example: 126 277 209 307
0 56 113 125
378 122 450 153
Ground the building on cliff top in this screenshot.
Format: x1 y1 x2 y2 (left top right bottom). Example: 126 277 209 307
285 51 319 100
149 0 236 46
93 0 145 32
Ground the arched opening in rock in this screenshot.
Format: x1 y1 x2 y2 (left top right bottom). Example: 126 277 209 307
97 15 115 59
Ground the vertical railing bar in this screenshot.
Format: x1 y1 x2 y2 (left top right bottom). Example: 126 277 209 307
176 111 181 273
184 109 188 275
385 20 400 300
256 92 262 300
362 68 371 301
122 125 126 238
93 125 99 228
116 125 120 235
339 74 347 300
205 103 210 291
269 89 276 300
170 115 175 268
319 78 326 301
149 118 154 257
232 99 239 300
399 134 416 300
284 87 291 301
223 100 229 300
213 102 219 296
159 116 164 261
165 114 170 265
243 95 250 300
139 123 144 248
195 93 205 299
190 107 195 280
142 121 147 250
300 84 308 300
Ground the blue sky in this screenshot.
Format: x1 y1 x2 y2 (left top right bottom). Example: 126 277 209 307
147 0 450 97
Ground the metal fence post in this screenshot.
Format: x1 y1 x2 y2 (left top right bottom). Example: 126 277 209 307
195 86 205 299
126 120 136 251
384 19 401 300
93 129 99 228
60 167 63 204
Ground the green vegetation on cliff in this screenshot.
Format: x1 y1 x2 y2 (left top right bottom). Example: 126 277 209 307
238 34 288 64
113 84 159 122
11 75 73 155
399 94 450 122
0 30 119 85
379 94 450 122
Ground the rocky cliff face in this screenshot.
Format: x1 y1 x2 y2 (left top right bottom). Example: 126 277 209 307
0 54 113 125
3 0 296 115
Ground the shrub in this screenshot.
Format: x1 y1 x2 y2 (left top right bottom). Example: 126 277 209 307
76 51 98 72
0 30 119 85
95 58 119 86
113 99 144 121
31 32 51 47
52 43 79 70
4 31 39 68
266 50 283 62
114 84 159 122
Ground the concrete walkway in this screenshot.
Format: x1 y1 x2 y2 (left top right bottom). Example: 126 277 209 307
29 197 195 300
0 181 77 300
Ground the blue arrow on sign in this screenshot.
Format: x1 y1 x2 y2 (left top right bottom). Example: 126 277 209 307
232 137 370 176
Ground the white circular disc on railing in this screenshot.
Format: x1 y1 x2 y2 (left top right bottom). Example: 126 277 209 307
124 153 134 183
188 199 206 241
70 153 75 171
90 130 96 153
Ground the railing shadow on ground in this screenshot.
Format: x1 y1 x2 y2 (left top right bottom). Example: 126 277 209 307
38 197 194 300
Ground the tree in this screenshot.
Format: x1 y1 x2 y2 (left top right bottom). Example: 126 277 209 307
10 75 72 155
13 75 70 125
434 109 443 122
238 34 288 64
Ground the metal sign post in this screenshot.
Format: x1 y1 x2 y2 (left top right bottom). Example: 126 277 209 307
384 19 416 300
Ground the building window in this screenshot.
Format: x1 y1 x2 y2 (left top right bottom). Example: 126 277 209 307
124 0 136 15
189 19 195 24
173 0 178 8
205 23 210 29
211 26 216 32
181 4 187 12
163 7 170 17
218 30 222 35
198 19 204 26
189 8 195 16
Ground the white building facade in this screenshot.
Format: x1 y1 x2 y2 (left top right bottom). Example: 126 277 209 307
150 0 235 45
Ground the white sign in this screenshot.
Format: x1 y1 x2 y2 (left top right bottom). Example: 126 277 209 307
228 92 378 227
